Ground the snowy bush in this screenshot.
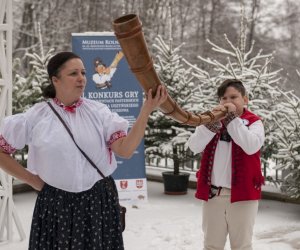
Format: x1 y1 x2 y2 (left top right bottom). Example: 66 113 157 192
145 35 196 174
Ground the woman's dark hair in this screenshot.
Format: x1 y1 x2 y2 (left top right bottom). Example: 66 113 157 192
43 52 81 98
217 79 246 98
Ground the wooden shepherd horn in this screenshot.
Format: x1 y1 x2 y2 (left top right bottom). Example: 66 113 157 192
112 14 226 126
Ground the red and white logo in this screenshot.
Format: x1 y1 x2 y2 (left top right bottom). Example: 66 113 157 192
120 180 128 189
136 179 144 189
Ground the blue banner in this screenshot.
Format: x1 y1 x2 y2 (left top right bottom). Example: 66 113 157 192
72 33 147 202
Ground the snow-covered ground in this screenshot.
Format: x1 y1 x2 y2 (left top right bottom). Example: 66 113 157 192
0 181 299 250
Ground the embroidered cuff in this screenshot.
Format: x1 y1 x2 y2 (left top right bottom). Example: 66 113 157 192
223 112 237 127
108 131 127 164
108 131 127 147
205 121 222 133
0 135 16 154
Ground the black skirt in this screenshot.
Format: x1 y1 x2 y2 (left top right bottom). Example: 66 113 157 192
29 176 124 250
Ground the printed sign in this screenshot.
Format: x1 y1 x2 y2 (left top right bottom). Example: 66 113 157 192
72 32 147 202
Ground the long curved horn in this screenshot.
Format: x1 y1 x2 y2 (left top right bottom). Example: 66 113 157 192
112 14 226 126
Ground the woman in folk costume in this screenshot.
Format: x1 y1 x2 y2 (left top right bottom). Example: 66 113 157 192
187 79 265 250
0 51 167 249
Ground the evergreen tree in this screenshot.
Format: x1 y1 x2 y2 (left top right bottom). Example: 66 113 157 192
184 7 282 179
12 49 54 114
184 7 300 199
13 24 55 114
145 35 195 174
272 79 300 198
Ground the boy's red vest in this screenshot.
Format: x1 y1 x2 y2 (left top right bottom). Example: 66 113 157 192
195 109 264 203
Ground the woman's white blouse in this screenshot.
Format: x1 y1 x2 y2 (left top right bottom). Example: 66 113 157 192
0 98 129 192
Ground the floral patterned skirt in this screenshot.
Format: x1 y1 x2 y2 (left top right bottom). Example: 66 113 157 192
29 176 124 250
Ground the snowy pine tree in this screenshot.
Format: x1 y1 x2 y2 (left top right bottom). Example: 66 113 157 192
12 23 54 114
12 49 54 114
183 6 300 199
272 79 300 198
184 7 283 179
145 35 195 174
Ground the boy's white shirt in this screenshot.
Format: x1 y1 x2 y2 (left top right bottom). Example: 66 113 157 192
187 118 265 188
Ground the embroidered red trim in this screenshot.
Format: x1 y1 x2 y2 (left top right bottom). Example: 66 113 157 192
108 131 127 146
108 131 127 164
0 135 16 154
53 98 83 113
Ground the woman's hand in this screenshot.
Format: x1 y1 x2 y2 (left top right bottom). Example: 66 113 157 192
143 85 168 114
0 151 45 191
110 85 168 159
29 174 45 191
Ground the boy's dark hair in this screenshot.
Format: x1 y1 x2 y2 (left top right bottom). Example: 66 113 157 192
217 79 246 98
